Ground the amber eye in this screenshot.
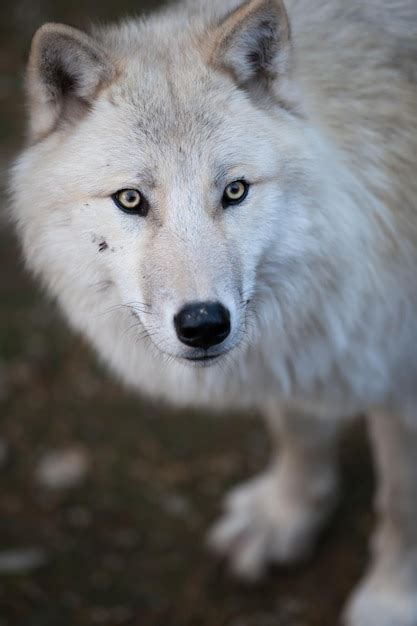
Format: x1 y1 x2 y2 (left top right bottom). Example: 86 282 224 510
112 189 148 215
222 180 249 207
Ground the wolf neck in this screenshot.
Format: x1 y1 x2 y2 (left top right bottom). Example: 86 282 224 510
291 0 417 208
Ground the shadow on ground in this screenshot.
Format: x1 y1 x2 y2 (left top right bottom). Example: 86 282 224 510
0 1 374 624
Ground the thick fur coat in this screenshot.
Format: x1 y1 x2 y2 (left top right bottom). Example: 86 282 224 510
10 1 417 624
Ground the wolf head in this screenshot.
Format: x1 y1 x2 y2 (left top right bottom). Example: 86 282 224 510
11 0 359 403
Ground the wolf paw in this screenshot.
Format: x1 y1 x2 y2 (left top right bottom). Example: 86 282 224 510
207 469 337 581
344 578 417 626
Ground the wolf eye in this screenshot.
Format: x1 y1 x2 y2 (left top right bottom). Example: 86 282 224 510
222 180 249 207
112 189 148 216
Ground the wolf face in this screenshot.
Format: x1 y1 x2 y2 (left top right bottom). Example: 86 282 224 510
13 0 401 413
12 1 338 381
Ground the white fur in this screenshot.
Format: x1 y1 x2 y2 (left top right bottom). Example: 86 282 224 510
10 1 417 624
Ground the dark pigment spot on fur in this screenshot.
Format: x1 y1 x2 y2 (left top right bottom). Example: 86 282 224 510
98 240 108 252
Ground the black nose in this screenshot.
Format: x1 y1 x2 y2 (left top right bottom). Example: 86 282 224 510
174 302 231 350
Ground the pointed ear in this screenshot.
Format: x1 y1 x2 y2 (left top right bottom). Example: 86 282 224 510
26 23 116 140
208 0 291 86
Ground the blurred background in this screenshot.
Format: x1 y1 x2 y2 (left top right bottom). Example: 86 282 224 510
0 1 373 624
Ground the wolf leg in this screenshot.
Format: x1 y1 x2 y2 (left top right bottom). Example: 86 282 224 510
208 408 342 580
345 412 417 626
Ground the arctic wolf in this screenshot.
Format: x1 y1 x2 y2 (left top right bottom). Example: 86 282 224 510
10 0 417 623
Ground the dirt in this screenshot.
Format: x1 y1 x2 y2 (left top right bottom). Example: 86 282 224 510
0 1 375 624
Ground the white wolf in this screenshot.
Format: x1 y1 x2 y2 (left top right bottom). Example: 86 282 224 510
10 0 417 623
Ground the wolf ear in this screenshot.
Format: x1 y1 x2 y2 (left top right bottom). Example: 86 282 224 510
209 0 291 86
26 23 115 140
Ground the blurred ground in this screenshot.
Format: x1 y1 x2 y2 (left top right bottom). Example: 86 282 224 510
0 1 374 624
